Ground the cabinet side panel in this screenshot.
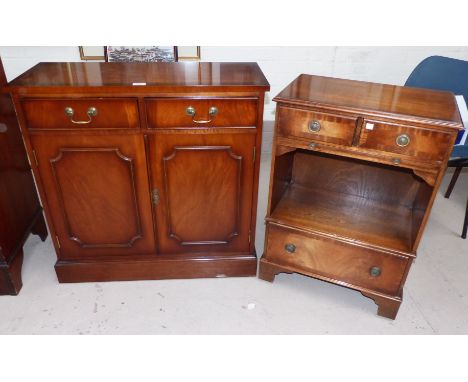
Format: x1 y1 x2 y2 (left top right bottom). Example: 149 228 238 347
0 59 41 259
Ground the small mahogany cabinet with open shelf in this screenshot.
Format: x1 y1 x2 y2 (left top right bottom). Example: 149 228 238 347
259 74 463 319
8 62 269 283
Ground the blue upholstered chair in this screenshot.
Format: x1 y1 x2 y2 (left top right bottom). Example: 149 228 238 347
405 55 468 238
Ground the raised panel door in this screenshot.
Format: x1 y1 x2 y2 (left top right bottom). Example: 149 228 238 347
30 133 155 259
149 132 256 253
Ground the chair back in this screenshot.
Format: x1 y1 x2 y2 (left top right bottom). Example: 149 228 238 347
405 55 468 147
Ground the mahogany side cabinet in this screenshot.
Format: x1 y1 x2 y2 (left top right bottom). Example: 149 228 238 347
8 62 269 283
0 57 47 295
259 74 463 319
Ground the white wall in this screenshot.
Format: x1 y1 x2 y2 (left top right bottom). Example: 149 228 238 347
2 46 468 152
0 46 81 80
201 46 468 121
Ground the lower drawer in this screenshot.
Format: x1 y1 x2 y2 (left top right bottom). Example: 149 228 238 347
265 224 410 295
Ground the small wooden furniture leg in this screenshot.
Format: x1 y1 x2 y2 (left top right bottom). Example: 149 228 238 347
444 166 462 198
0 213 48 296
0 249 24 295
258 258 279 282
361 291 402 320
462 197 468 239
31 214 48 242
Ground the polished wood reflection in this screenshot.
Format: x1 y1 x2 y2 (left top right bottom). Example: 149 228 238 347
0 57 47 296
9 62 270 92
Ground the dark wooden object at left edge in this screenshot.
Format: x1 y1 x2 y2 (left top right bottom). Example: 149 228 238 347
0 57 48 295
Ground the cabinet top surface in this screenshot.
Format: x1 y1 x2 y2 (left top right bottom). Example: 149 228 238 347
275 74 462 128
8 62 270 92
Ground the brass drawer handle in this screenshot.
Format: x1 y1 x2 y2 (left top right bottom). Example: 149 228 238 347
369 266 382 277
396 134 410 147
285 243 296 253
308 120 321 133
64 106 97 124
186 106 218 124
392 158 401 165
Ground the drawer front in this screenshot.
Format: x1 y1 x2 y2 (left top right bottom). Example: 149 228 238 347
358 120 453 162
277 106 358 146
21 98 140 129
146 98 258 128
265 224 409 295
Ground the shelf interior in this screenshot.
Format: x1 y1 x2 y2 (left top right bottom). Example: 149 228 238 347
269 149 432 253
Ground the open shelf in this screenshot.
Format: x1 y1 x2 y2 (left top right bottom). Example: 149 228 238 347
270 184 413 253
268 149 433 254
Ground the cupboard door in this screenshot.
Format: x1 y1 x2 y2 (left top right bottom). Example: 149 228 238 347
30 133 155 259
149 132 256 253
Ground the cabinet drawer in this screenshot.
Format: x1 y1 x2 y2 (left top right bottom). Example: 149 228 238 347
265 224 409 295
358 120 453 162
145 98 258 128
21 99 140 129
277 106 358 146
